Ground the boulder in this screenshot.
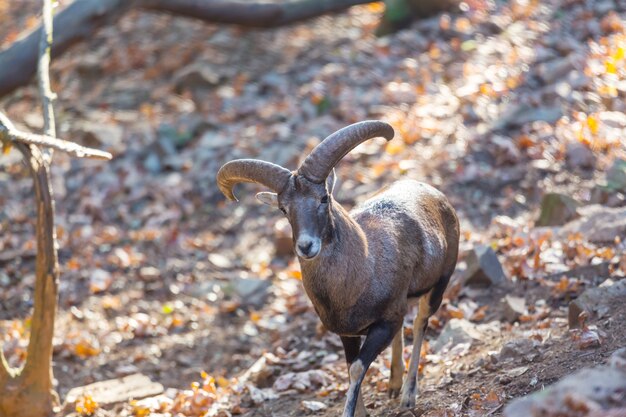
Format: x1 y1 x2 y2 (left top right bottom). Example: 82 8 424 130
569 279 626 329
498 338 541 363
502 295 526 323
463 245 507 287
432 318 482 352
504 349 626 417
606 158 626 191
560 205 626 243
565 141 595 170
536 193 580 227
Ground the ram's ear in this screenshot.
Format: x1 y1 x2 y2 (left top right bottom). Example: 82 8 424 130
256 192 279 207
326 169 337 195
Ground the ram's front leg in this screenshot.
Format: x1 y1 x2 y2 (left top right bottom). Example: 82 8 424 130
342 321 398 417
341 336 367 417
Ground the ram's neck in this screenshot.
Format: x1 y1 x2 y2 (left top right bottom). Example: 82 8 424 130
299 202 371 312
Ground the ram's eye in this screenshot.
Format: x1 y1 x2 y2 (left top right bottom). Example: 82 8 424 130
279 207 287 215
320 195 329 204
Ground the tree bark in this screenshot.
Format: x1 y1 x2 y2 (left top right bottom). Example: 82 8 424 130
0 0 374 98
138 0 375 27
2 2 72 416
0 142 58 417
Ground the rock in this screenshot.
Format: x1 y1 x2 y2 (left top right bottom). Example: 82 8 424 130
463 245 507 287
66 374 163 404
494 104 563 130
560 205 626 243
302 400 328 412
504 349 626 417
208 253 232 269
546 262 611 281
432 318 482 352
537 56 576 85
536 193 580 227
139 266 160 282
143 152 162 174
565 142 595 170
231 278 271 309
502 295 526 323
274 218 293 257
89 269 112 294
273 370 330 392
240 355 278 388
198 130 235 150
174 64 223 93
498 339 541 363
569 279 626 329
606 158 626 191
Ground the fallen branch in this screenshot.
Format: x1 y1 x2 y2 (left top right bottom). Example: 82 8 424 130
0 112 113 160
0 0 375 98
138 0 375 27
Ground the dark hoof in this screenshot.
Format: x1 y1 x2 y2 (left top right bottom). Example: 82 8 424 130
388 387 401 399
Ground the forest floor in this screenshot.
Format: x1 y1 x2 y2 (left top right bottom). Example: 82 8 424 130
1 0 626 416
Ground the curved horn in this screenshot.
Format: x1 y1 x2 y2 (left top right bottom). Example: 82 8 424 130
298 120 394 183
217 159 292 201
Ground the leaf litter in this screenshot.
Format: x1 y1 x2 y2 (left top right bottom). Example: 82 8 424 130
1 0 626 416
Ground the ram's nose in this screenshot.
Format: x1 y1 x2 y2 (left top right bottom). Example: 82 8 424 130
296 235 321 259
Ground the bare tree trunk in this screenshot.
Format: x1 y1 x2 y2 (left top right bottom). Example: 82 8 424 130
377 0 460 35
0 2 60 415
0 142 58 417
0 0 373 98
0 1 111 415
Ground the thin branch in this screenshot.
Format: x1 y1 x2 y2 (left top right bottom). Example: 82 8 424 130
39 0 56 162
0 112 112 160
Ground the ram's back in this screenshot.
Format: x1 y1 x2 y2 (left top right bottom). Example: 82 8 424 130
351 179 459 296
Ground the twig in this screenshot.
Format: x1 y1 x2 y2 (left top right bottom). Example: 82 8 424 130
0 111 112 160
38 0 56 162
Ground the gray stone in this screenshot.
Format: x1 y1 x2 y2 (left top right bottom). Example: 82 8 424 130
432 318 482 352
498 338 541 363
494 104 563 130
504 349 626 417
560 205 626 243
502 295 526 323
606 158 626 191
66 374 163 405
569 279 626 329
230 278 272 309
565 142 595 170
463 245 507 287
536 193 580 227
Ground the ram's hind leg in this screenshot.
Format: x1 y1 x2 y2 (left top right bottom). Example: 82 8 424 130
399 295 429 410
400 275 450 410
388 330 404 398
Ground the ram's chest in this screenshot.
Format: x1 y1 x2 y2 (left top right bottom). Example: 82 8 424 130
301 274 385 336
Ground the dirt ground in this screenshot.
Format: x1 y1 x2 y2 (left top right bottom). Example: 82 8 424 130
1 0 626 416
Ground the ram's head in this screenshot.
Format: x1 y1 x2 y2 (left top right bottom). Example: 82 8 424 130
217 121 394 259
